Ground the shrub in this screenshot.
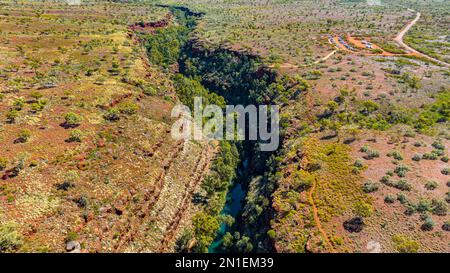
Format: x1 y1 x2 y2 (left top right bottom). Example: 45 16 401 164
175 229 193 253
441 168 450 175
67 129 83 143
236 236 254 253
6 109 19 122
13 98 25 110
397 193 407 204
0 157 7 171
424 181 438 191
293 177 312 192
76 196 89 208
423 152 438 160
384 195 396 204
117 101 138 115
416 199 431 213
17 129 31 143
354 159 364 168
30 91 43 100
395 179 412 191
388 151 403 160
143 85 157 96
353 201 373 217
412 154 422 161
191 212 219 253
104 108 120 121
30 99 47 112
442 221 450 232
421 217 435 231
431 199 447 216
64 112 83 127
441 156 449 163
360 145 370 153
392 235 419 253
446 192 450 204
57 170 79 191
365 149 380 160
432 141 445 150
65 231 79 243
362 181 379 193
267 229 276 239
394 165 409 178
380 176 393 186
0 222 23 252
404 204 416 216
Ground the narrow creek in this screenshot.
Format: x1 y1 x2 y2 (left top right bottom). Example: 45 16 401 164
208 160 247 253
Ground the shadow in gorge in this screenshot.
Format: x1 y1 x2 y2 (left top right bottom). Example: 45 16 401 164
142 5 295 253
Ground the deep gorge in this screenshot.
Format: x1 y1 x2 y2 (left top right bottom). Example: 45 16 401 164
140 5 301 253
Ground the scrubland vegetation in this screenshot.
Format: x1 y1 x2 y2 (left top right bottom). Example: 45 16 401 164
0 0 448 253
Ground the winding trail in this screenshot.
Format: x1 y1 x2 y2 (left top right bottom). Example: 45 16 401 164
394 11 450 67
308 178 335 253
313 50 337 64
267 50 336 69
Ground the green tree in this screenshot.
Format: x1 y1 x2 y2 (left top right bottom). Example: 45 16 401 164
192 212 219 253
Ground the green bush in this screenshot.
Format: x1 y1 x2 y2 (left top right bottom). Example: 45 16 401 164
394 165 409 178
65 231 79 243
64 112 83 127
354 159 364 168
30 91 43 100
117 101 138 115
0 157 8 171
421 217 435 231
0 222 23 252
353 201 373 217
431 199 447 216
397 193 407 204
443 221 450 231
104 108 120 121
191 212 219 253
432 141 445 150
6 109 19 122
362 181 379 193
442 168 450 175
267 229 276 239
387 151 403 160
384 195 396 204
30 99 47 112
394 179 412 191
416 199 431 213
67 129 83 143
423 152 438 160
13 98 25 110
18 129 31 143
142 85 157 96
360 145 370 153
424 181 438 191
392 235 419 253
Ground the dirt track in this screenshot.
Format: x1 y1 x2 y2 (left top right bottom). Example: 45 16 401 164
394 12 450 67
308 178 335 253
